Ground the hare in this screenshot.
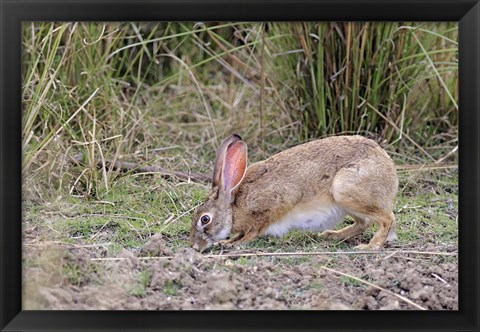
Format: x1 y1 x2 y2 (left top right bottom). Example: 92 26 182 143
190 134 398 252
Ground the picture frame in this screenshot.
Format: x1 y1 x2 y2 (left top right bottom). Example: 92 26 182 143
1 0 478 331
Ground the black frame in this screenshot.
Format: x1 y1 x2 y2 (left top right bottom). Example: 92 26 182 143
1 0 479 331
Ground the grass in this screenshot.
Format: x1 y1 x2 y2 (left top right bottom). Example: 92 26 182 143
24 174 202 255
130 269 152 297
162 280 181 297
22 163 458 310
22 22 457 197
23 166 458 262
340 275 366 288
266 22 457 140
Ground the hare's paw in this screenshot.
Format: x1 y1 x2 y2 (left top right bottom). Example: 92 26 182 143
354 243 380 250
216 233 243 247
216 239 235 248
319 230 343 240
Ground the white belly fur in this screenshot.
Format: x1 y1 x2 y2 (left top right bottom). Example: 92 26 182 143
262 201 346 237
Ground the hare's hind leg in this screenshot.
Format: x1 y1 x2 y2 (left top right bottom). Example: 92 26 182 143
353 211 395 250
319 216 369 241
330 166 397 250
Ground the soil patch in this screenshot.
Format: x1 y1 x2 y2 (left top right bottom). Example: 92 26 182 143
23 235 458 310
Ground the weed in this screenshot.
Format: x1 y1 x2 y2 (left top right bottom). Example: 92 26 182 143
163 280 181 297
130 269 151 297
340 275 366 288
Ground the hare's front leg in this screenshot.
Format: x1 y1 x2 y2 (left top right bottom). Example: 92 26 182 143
217 231 260 247
217 233 243 247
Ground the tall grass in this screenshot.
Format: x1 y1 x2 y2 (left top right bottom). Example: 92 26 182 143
266 22 458 142
22 22 458 197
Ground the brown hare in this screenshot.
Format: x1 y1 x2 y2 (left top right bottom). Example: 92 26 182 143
190 134 398 251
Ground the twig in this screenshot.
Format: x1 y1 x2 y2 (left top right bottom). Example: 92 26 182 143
70 154 210 183
382 251 398 260
90 249 457 261
70 157 456 185
25 242 112 249
90 219 111 239
159 205 200 233
319 265 427 310
93 200 115 206
396 163 457 172
431 273 449 285
434 145 458 165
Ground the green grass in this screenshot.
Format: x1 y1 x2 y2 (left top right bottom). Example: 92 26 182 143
23 175 201 255
395 191 457 245
163 280 181 297
130 269 152 297
266 22 457 140
23 167 458 263
340 276 366 288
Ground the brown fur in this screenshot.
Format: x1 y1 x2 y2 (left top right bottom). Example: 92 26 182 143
191 135 398 251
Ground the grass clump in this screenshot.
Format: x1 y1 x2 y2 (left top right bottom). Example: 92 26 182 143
163 280 181 297
130 270 152 297
267 22 457 142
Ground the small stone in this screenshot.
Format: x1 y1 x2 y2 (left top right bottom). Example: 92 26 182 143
328 302 351 310
141 234 172 256
430 265 444 277
380 300 400 310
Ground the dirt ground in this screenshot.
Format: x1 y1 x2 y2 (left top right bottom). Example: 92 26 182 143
23 233 458 310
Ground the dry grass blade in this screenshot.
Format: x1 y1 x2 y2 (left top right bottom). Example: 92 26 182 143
319 265 427 310
70 154 210 182
360 97 436 162
434 146 458 165
159 53 218 145
410 32 458 111
90 249 457 261
396 163 457 172
23 87 100 172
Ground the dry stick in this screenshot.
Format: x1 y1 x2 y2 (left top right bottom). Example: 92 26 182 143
70 154 210 183
396 163 457 173
431 273 449 285
396 164 457 170
90 250 457 261
319 265 427 310
71 151 455 184
434 145 458 165
25 242 112 249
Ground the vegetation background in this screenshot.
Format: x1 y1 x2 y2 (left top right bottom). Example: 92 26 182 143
22 22 458 310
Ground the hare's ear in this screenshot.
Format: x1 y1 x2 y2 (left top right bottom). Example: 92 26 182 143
221 140 247 201
212 134 242 188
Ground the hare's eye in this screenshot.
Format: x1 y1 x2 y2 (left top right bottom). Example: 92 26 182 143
200 214 211 226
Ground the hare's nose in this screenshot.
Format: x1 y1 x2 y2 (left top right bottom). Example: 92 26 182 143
192 243 200 251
